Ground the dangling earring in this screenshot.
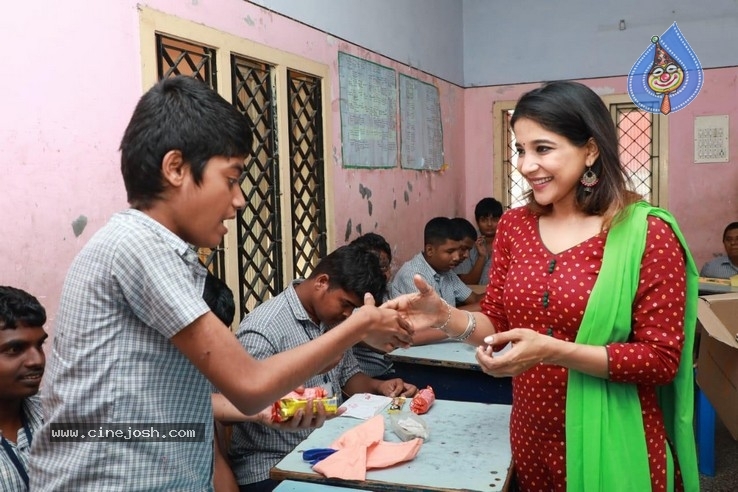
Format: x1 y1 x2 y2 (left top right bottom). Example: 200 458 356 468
580 166 598 192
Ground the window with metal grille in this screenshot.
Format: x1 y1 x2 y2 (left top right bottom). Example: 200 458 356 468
287 70 327 279
494 96 666 209
231 55 283 316
151 29 328 320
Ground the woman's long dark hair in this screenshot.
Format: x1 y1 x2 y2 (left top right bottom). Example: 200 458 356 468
510 81 640 228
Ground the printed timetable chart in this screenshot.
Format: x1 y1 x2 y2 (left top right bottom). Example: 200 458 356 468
338 52 398 169
399 74 444 171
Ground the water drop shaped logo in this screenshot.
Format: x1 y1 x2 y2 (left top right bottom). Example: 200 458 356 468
627 23 702 114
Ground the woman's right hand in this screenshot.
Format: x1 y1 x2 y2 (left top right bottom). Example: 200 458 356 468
381 275 447 331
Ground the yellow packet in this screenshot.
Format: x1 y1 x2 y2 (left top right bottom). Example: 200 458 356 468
387 396 406 414
271 396 339 422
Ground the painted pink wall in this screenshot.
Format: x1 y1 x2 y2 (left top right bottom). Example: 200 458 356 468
1 1 146 328
463 69 738 269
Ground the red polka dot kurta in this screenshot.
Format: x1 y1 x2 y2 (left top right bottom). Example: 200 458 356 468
480 207 687 492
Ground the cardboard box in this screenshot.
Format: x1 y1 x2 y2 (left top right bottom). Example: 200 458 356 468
696 293 738 440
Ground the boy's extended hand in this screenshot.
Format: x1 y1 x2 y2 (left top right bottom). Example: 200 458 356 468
358 292 414 352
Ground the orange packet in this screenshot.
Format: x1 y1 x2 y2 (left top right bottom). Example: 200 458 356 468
410 386 435 415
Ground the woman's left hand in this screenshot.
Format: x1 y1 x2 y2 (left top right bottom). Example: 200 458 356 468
475 328 553 377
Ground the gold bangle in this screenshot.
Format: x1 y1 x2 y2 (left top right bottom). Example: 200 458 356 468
435 298 452 335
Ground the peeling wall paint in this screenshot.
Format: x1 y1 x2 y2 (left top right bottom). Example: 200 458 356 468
71 215 88 237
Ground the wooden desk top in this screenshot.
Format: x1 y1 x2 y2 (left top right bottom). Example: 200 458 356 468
386 340 481 370
271 399 513 492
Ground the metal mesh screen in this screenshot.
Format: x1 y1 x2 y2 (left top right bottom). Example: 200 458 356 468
231 55 282 315
287 70 326 279
613 104 656 203
502 109 528 209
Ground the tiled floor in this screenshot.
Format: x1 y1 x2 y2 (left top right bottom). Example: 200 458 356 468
699 418 738 491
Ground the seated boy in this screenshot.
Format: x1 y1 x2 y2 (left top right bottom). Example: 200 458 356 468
29 76 413 490
451 217 478 283
453 198 503 285
0 286 47 491
349 232 396 378
700 221 738 279
392 217 483 345
229 245 418 492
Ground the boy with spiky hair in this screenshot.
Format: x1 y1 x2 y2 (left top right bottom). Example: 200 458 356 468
29 76 412 490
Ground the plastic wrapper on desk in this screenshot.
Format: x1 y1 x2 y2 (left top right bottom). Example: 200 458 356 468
271 387 338 423
410 386 435 415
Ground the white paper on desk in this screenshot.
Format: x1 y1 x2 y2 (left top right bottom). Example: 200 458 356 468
339 393 392 420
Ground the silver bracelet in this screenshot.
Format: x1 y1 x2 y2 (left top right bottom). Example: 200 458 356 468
435 298 452 335
451 311 477 342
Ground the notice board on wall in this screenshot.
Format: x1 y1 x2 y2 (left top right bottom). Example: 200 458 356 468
399 74 444 170
338 52 398 168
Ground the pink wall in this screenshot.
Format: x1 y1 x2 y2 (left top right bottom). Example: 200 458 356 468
463 70 738 269
0 1 146 328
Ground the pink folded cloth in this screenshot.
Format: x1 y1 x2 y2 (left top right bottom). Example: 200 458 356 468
312 415 423 480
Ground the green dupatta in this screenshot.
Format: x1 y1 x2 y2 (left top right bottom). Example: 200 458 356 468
565 201 699 491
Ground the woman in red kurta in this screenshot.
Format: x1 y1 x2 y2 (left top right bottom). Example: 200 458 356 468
481 207 686 490
385 81 698 491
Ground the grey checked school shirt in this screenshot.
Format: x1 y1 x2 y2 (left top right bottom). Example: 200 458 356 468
229 281 361 485
0 396 43 491
700 255 738 279
391 252 472 306
453 247 493 285
29 210 214 491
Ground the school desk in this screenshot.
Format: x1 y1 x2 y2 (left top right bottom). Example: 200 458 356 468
271 399 513 491
386 340 513 404
274 480 361 491
698 279 738 295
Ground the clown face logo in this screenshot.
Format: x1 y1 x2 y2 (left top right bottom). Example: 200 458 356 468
627 23 702 115
648 62 684 94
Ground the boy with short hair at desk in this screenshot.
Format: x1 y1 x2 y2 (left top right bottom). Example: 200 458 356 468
229 244 417 492
349 232 397 378
28 76 413 491
0 286 47 492
450 217 478 284
392 217 483 345
453 197 503 285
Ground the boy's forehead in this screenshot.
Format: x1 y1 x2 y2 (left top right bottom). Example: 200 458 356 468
437 239 461 249
0 325 47 342
331 288 362 307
